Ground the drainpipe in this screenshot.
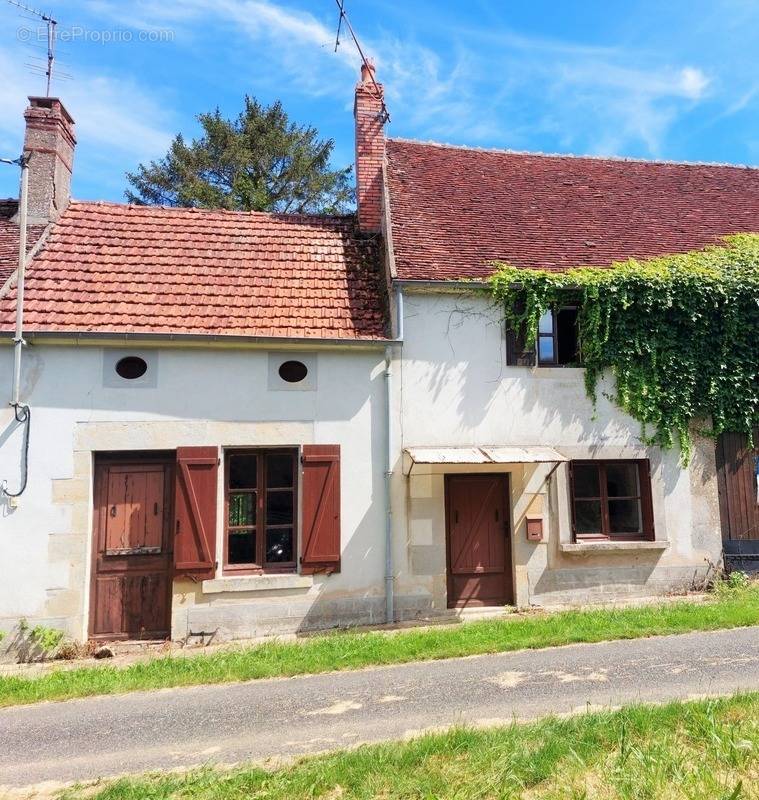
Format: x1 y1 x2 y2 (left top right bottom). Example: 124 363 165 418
11 155 29 408
1 153 31 500
384 288 404 624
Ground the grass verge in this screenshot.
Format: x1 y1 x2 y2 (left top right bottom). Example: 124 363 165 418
2 583 758 709
59 693 759 799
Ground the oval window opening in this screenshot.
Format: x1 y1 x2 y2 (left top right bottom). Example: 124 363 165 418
115 356 148 380
278 360 308 383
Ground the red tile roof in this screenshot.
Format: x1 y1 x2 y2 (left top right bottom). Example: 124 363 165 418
0 200 47 285
386 139 759 280
0 202 387 340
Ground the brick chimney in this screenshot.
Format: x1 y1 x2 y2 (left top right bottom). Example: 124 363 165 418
23 97 76 225
354 62 385 233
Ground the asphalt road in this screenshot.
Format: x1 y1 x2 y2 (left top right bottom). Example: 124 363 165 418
1 626 758 789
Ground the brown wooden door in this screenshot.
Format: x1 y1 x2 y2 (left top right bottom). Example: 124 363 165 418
717 429 759 554
90 457 174 640
445 474 513 607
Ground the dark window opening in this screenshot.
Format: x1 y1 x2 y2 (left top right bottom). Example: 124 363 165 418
115 356 148 380
278 360 308 383
570 460 654 541
225 449 297 573
537 308 579 366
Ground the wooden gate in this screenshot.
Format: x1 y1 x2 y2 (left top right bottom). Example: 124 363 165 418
89 455 174 640
445 474 513 607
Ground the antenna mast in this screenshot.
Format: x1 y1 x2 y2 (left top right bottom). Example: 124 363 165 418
7 0 58 96
333 0 390 123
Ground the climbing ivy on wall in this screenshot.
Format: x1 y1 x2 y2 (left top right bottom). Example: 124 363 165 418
490 234 759 464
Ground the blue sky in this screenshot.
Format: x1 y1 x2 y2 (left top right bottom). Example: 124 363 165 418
0 0 757 201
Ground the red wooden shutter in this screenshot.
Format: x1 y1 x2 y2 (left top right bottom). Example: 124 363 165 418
174 446 218 579
300 445 341 574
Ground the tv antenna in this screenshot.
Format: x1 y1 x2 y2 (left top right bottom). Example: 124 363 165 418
333 0 389 123
7 0 61 96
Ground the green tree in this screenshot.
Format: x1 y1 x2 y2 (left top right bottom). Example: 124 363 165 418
125 97 354 214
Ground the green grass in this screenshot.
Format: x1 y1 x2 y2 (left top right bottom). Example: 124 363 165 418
59 693 759 799
2 583 758 709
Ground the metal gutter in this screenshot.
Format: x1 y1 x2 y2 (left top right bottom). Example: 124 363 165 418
393 279 491 291
0 329 393 350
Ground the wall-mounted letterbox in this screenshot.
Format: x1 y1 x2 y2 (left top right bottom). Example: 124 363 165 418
526 516 544 542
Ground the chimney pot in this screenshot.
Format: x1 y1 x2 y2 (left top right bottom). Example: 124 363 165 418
23 96 76 225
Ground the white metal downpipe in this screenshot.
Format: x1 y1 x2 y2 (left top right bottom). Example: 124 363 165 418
384 288 404 624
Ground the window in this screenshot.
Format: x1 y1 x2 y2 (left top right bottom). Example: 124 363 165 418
115 356 148 380
569 460 654 541
224 449 297 573
278 360 308 383
537 308 580 366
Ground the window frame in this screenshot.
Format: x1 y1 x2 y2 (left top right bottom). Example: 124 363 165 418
537 306 580 367
223 447 299 575
569 459 655 542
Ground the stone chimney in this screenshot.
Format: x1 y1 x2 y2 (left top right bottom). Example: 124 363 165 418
23 97 76 225
354 62 385 233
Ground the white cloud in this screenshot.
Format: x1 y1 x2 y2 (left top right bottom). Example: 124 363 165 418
677 67 710 100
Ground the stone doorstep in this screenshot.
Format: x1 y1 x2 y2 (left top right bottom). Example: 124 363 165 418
0 590 716 679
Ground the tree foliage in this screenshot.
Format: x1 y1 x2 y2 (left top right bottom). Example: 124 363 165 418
490 235 759 463
125 97 354 214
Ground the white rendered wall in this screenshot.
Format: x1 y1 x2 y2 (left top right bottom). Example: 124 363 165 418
391 290 723 612
0 343 388 640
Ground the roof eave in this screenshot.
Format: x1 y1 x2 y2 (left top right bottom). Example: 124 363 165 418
0 329 395 350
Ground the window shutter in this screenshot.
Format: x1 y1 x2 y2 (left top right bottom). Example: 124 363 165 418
505 298 536 366
174 446 218 579
639 459 655 541
300 445 341 574
568 461 577 540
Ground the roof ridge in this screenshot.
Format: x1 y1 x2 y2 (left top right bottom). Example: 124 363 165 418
387 137 759 172
68 200 356 223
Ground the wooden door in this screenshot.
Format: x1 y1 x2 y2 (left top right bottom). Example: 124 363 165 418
445 474 513 607
717 429 759 556
90 457 174 640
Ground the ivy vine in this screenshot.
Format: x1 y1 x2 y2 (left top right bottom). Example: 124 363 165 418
490 234 759 463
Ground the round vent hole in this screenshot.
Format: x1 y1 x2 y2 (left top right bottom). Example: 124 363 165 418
115 356 148 380
278 360 308 383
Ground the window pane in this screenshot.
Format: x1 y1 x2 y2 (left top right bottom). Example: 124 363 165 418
573 464 600 498
229 492 255 526
266 528 293 563
556 308 579 365
229 455 257 489
608 499 642 534
574 499 602 534
267 453 294 488
538 336 554 363
228 529 255 564
606 463 640 497
267 490 293 525
538 311 554 334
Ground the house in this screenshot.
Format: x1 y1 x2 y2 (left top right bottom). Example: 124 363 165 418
356 65 759 608
0 67 757 645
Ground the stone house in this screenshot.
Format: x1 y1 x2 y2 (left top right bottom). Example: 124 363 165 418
0 67 757 644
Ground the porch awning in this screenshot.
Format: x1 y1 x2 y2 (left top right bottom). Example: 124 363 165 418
403 446 568 474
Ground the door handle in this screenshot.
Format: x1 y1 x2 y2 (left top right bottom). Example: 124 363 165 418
110 505 116 518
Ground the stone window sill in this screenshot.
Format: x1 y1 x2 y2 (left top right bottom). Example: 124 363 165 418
559 541 669 555
202 574 314 594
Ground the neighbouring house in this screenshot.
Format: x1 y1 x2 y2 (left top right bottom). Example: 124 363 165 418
0 67 757 645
